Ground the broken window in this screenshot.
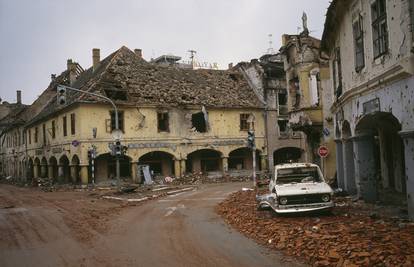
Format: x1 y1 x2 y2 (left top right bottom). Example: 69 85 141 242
157 112 169 132
333 48 343 99
70 113 76 135
289 78 300 108
371 0 388 58
110 111 124 132
63 116 67 137
278 91 287 105
51 120 56 139
309 72 319 106
104 89 128 101
278 120 288 133
34 127 38 143
42 124 46 144
28 129 31 144
192 112 207 133
353 15 365 71
240 114 250 131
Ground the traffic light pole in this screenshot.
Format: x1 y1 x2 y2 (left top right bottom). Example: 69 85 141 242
252 144 256 188
58 85 121 189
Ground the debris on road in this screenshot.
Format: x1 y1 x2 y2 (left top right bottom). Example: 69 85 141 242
216 190 414 267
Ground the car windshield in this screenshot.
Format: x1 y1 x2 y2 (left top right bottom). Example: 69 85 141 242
276 167 322 184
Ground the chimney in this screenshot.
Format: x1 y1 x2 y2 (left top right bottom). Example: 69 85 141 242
134 49 142 58
51 74 56 81
228 63 233 69
92 48 100 72
67 59 73 71
16 90 21 104
67 59 76 85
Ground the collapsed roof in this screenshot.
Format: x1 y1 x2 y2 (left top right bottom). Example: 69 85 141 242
27 46 263 126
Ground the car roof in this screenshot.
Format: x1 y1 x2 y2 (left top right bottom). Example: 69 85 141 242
275 163 319 170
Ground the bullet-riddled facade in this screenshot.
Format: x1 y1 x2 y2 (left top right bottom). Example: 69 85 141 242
321 0 414 219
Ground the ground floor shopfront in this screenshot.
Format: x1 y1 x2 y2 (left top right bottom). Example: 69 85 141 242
1 137 269 185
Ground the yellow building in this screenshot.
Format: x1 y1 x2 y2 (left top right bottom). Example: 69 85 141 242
0 46 267 184
279 22 336 180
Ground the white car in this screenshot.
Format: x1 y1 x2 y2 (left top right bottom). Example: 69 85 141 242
257 163 334 213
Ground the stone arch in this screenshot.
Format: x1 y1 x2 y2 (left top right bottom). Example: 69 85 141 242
59 155 71 184
34 157 41 179
186 149 223 174
273 147 303 165
40 157 49 178
354 111 405 204
138 151 175 178
49 156 58 181
228 147 261 172
71 155 81 183
94 153 131 183
27 158 34 184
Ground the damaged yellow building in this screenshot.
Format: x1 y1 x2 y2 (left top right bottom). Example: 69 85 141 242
0 46 267 184
279 17 336 180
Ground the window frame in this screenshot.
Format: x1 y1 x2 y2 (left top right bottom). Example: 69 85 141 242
239 113 250 131
333 47 343 100
157 112 170 132
42 124 46 144
371 0 388 59
110 110 124 132
51 120 56 139
63 116 67 137
353 14 365 72
34 127 38 143
70 113 76 135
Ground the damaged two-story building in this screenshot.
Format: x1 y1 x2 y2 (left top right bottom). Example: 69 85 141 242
235 53 306 176
321 0 414 219
279 15 337 181
1 46 268 184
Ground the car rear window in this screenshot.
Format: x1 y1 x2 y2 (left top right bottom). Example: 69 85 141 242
276 167 322 184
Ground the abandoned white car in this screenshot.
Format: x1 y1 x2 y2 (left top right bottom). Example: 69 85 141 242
257 163 334 213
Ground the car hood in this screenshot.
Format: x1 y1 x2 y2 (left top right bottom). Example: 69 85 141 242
275 182 333 196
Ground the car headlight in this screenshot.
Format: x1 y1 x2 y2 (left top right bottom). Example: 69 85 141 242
279 197 288 205
321 194 330 202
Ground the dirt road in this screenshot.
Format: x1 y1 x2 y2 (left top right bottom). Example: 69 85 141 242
0 183 303 267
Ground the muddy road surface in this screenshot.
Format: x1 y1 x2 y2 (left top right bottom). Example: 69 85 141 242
0 183 303 267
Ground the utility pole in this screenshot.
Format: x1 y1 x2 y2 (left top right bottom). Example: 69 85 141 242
57 85 122 189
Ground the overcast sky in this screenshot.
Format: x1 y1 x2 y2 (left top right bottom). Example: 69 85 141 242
0 0 330 104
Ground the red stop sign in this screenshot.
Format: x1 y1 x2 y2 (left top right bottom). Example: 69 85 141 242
318 146 329 158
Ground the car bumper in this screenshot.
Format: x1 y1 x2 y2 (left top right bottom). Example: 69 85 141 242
274 202 334 213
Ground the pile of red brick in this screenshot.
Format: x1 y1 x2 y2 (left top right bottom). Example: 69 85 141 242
216 191 414 267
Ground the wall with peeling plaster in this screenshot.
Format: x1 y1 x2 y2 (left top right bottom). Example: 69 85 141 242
329 0 413 93
18 104 266 166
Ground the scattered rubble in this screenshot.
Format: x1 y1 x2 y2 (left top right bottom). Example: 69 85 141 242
216 190 414 267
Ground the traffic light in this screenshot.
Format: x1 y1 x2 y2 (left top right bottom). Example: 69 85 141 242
57 85 67 105
114 140 122 156
247 130 255 148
